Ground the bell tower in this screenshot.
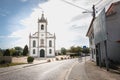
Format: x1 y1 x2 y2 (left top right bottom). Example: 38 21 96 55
38 13 47 33
37 13 48 57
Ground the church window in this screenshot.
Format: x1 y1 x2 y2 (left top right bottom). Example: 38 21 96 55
41 25 44 30
49 49 52 54
49 40 52 47
33 49 35 54
41 39 44 44
33 40 36 47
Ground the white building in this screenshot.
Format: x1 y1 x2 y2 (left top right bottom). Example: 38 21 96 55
86 1 120 68
29 13 56 58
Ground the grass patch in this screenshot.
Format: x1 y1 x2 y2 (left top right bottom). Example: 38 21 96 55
0 63 26 68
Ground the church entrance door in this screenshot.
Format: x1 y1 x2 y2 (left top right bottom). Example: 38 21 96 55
40 49 45 57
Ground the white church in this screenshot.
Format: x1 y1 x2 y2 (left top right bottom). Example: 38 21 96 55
29 13 56 58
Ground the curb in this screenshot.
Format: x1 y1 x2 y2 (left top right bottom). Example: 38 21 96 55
23 61 48 68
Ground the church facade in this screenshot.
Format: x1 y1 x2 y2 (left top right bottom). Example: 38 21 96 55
29 13 56 58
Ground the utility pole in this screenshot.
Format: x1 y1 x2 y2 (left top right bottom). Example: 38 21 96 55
92 5 96 18
82 4 96 19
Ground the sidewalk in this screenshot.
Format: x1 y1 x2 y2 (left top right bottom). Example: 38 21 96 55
0 59 47 74
67 61 89 80
68 59 120 80
85 61 120 80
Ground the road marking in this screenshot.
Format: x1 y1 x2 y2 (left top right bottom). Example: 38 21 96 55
64 61 78 80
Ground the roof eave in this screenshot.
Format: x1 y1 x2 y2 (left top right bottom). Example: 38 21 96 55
86 18 95 37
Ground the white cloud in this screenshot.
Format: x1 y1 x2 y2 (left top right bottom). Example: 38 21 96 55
8 0 100 49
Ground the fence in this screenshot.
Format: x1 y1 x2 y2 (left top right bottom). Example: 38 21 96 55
0 56 12 63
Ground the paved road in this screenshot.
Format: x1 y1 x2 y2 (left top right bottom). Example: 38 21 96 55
0 59 77 80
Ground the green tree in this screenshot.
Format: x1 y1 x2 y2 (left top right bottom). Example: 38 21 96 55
70 46 75 53
23 45 29 56
0 48 3 56
82 47 90 54
9 48 16 56
3 49 10 56
75 46 82 53
14 47 23 51
69 46 82 53
14 46 23 56
0 52 3 56
61 47 66 55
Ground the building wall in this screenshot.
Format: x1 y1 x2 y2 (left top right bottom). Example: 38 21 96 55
38 22 47 33
29 37 55 57
89 31 96 61
47 38 55 57
99 41 107 66
107 41 120 63
29 38 38 57
106 3 120 63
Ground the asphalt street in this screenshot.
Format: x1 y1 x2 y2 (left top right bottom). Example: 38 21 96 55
0 59 77 80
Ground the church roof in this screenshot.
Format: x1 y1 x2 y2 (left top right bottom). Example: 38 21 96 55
38 13 47 23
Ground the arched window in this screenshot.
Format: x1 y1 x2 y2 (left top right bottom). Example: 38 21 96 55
41 39 44 44
33 40 36 47
49 49 52 54
33 49 35 54
49 40 52 47
41 24 44 30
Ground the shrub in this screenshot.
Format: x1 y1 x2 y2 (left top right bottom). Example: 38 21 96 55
27 56 34 63
56 58 59 61
0 52 3 56
61 57 63 60
64 57 67 59
47 59 51 62
0 60 6 64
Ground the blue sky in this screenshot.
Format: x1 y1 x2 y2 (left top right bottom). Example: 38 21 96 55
0 0 48 49
0 0 49 35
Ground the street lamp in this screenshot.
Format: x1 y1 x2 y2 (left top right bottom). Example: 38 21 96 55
82 5 96 19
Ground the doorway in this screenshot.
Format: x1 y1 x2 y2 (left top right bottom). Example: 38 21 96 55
40 49 45 57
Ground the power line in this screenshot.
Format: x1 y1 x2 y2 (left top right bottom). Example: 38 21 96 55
94 0 103 6
62 0 97 18
96 0 113 11
62 0 92 12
